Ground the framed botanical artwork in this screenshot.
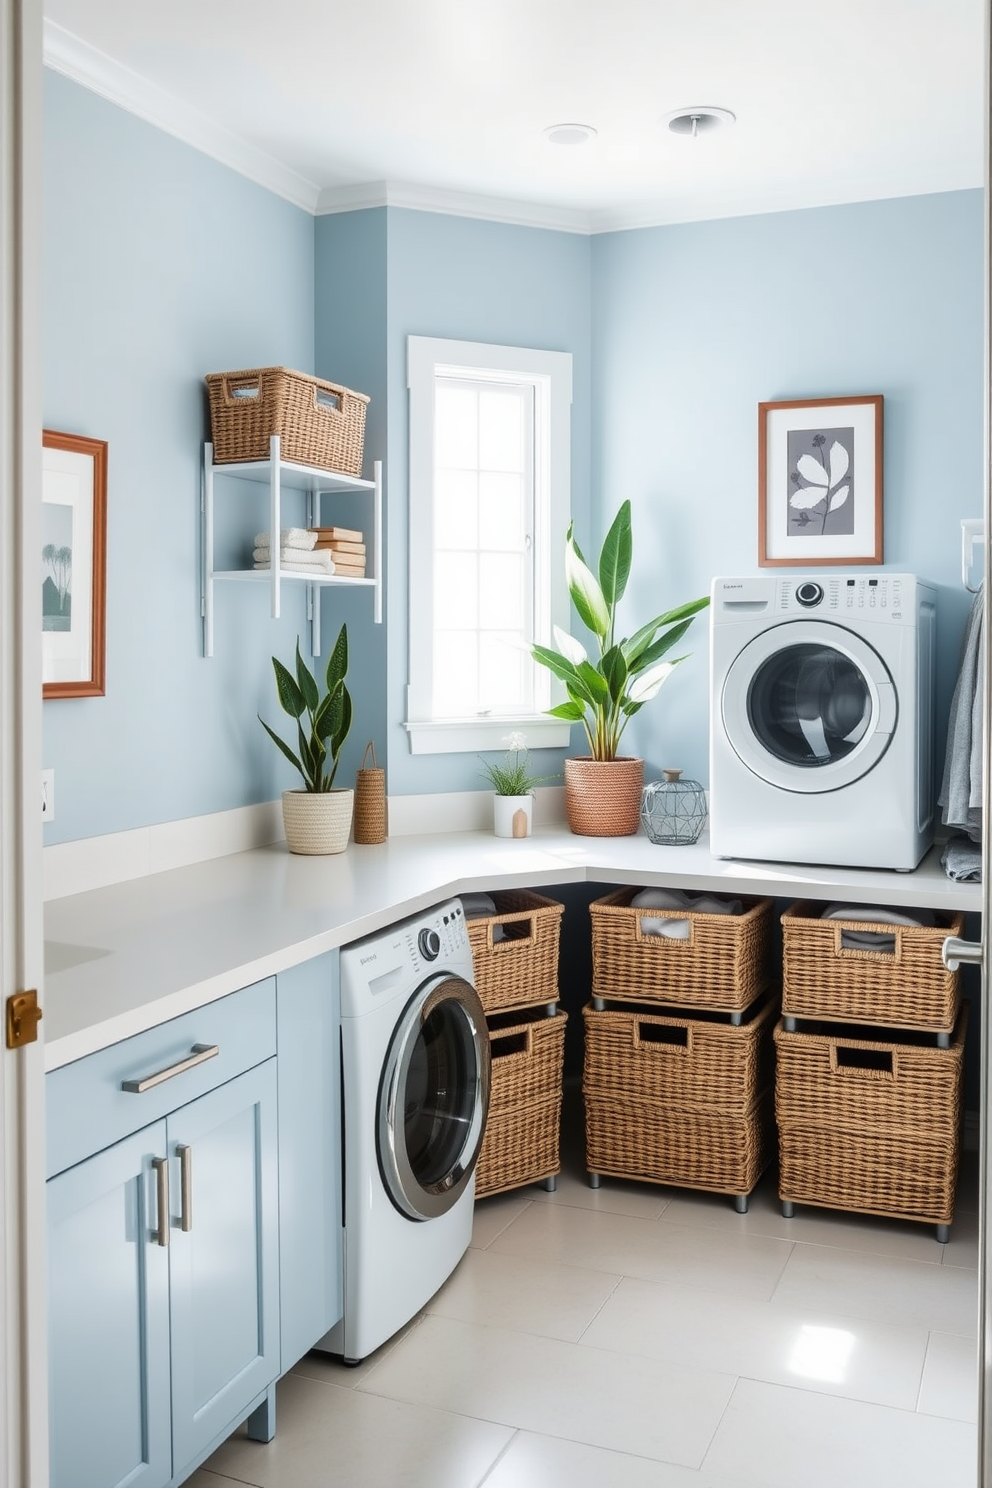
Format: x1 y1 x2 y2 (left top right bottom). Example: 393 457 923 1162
758 395 883 567
42 429 107 698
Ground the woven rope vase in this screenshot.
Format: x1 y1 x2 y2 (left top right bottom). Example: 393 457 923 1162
281 788 354 855
564 757 644 837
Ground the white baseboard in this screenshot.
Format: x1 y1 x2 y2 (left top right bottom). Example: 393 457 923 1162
43 787 568 899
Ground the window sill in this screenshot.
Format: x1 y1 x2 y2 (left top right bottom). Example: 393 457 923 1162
403 717 571 756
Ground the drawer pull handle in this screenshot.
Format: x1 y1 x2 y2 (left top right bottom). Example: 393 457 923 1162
178 1144 193 1232
122 1043 220 1094
152 1156 169 1247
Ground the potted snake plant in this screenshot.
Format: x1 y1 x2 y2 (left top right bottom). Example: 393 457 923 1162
259 627 354 854
531 501 709 835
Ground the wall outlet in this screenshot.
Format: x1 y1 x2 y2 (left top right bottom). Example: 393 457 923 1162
41 769 55 822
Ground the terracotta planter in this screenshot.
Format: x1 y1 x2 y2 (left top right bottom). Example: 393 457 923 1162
564 757 644 837
281 788 354 855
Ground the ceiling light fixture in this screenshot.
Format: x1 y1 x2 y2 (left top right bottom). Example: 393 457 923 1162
544 123 598 146
663 106 736 138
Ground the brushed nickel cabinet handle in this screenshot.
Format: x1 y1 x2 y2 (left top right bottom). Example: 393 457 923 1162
152 1156 170 1248
178 1144 193 1232
942 935 983 972
121 1043 220 1093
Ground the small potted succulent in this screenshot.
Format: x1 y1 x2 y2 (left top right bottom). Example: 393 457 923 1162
478 732 555 838
531 501 709 836
259 626 354 855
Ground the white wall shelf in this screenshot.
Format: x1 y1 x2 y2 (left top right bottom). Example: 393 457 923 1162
201 434 383 657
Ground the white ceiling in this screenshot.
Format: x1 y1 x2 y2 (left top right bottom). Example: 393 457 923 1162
43 0 986 232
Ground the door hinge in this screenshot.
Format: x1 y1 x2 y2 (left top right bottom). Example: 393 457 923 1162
6 989 42 1049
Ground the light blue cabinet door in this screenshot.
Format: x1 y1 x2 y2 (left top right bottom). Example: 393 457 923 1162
47 1121 172 1488
167 1059 279 1470
276 951 342 1369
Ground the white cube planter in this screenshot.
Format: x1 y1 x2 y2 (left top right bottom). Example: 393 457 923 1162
493 794 533 839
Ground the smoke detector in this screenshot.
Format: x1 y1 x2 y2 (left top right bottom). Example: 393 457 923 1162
544 123 598 146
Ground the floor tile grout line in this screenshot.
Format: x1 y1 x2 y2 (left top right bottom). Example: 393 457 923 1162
474 1428 520 1487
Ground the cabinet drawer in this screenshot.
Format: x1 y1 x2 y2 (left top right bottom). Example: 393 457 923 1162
46 979 276 1178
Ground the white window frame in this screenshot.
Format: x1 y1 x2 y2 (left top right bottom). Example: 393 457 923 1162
405 336 572 755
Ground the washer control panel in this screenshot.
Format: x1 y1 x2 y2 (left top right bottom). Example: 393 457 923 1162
775 574 909 618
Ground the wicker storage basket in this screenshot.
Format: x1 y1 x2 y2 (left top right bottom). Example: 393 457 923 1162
465 890 565 1013
774 1010 967 1226
583 994 776 1118
205 367 370 475
584 1086 773 1196
781 901 964 1033
589 888 773 1011
475 1009 566 1198
583 997 776 1195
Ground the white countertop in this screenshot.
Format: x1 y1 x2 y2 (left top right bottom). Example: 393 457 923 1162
42 828 980 1071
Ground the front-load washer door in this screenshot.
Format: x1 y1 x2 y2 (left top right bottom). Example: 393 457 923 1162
378 975 491 1221
721 620 897 794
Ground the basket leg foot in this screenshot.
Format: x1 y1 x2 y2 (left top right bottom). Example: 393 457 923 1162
937 1031 950 1049
781 1200 795 1219
588 1172 601 1189
935 1224 950 1243
784 1016 797 1033
544 1175 558 1193
734 1194 748 1215
730 1010 743 1027
544 1002 557 1018
592 996 606 1011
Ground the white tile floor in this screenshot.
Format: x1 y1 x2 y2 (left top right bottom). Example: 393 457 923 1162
193 1091 979 1488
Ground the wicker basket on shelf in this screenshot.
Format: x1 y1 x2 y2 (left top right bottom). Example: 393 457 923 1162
588 887 774 1012
464 890 564 1014
583 995 777 1196
780 901 964 1033
205 366 369 475
475 1009 567 1198
774 1009 967 1227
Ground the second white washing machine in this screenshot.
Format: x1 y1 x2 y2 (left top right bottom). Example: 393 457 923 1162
319 899 490 1365
709 572 936 871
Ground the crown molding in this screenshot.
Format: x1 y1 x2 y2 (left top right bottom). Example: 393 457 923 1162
316 179 594 234
43 20 322 214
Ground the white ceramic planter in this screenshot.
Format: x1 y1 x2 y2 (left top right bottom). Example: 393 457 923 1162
281 788 354 855
493 794 533 839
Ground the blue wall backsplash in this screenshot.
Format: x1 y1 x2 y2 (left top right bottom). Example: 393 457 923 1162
43 68 984 844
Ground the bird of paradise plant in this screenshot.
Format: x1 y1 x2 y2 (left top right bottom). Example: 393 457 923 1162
530 501 709 761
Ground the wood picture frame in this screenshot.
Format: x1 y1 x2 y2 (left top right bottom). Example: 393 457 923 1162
42 429 107 698
758 395 883 567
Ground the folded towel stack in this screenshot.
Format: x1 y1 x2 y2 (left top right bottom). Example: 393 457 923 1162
310 525 366 578
630 887 743 939
459 892 507 942
253 528 335 575
820 901 935 953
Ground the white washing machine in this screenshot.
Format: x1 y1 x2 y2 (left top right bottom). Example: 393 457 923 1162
709 573 936 871
319 899 490 1365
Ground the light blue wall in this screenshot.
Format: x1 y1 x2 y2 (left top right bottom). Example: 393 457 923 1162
43 69 983 839
313 209 388 787
384 207 593 794
591 190 984 785
43 72 316 844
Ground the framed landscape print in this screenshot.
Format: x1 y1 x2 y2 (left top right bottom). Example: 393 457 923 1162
42 429 107 698
758 395 883 567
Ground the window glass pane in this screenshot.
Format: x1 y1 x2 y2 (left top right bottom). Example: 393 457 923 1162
435 385 478 469
435 553 478 630
479 389 524 471
433 632 478 717
479 473 525 550
479 633 528 711
479 554 524 629
435 469 478 549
